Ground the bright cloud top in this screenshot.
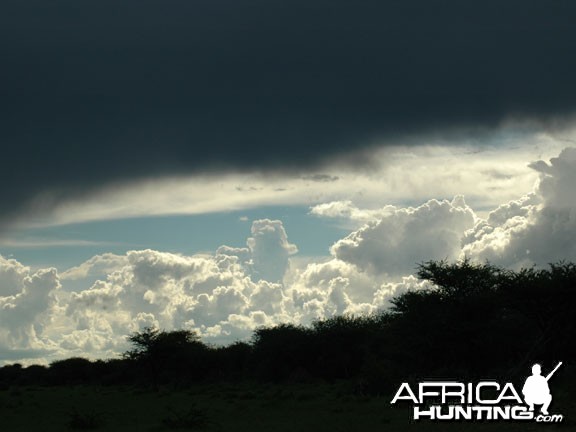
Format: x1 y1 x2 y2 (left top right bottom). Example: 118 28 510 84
1 147 576 364
14 129 568 229
462 147 576 268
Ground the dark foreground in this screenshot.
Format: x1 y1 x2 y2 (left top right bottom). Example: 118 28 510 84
1 260 575 430
0 382 574 431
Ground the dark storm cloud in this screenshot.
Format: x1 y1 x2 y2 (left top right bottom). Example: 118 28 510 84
1 0 576 224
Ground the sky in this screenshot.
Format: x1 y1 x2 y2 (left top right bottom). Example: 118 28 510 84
2 0 576 364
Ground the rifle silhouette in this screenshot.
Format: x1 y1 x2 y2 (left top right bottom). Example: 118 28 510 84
545 362 562 381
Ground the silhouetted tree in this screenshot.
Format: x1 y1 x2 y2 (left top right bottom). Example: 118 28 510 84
0 363 23 387
387 259 576 378
211 342 252 380
311 315 376 379
22 364 48 386
125 327 209 388
251 324 315 381
49 357 94 385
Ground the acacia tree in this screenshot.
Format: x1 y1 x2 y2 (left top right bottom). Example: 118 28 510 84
388 259 576 377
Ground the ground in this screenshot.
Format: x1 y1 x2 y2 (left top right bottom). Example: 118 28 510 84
0 382 574 431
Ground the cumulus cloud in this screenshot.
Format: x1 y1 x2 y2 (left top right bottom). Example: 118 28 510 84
1 216 429 362
0 256 61 350
330 197 476 276
310 200 396 226
462 147 576 268
246 219 298 283
0 256 32 297
60 253 128 281
52 220 300 354
531 147 576 209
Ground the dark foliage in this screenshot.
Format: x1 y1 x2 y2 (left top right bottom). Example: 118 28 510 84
210 341 252 381
124 327 210 388
50 357 95 385
251 324 315 381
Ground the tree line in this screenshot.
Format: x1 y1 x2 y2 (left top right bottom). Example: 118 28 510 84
1 260 574 393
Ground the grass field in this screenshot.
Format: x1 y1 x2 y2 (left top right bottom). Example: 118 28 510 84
0 382 574 431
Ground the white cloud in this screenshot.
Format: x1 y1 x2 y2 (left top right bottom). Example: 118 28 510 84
0 256 31 297
330 197 476 276
462 147 576 268
61 253 128 281
531 147 576 209
0 218 389 361
0 256 61 350
247 219 298 283
373 275 434 309
310 200 396 227
28 220 298 358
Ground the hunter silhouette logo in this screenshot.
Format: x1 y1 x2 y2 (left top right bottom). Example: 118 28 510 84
523 362 562 416
391 361 564 423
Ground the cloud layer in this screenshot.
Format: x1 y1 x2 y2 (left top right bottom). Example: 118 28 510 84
2 148 576 364
12 136 556 228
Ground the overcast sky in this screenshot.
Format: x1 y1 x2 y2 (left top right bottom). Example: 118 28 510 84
1 0 576 364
